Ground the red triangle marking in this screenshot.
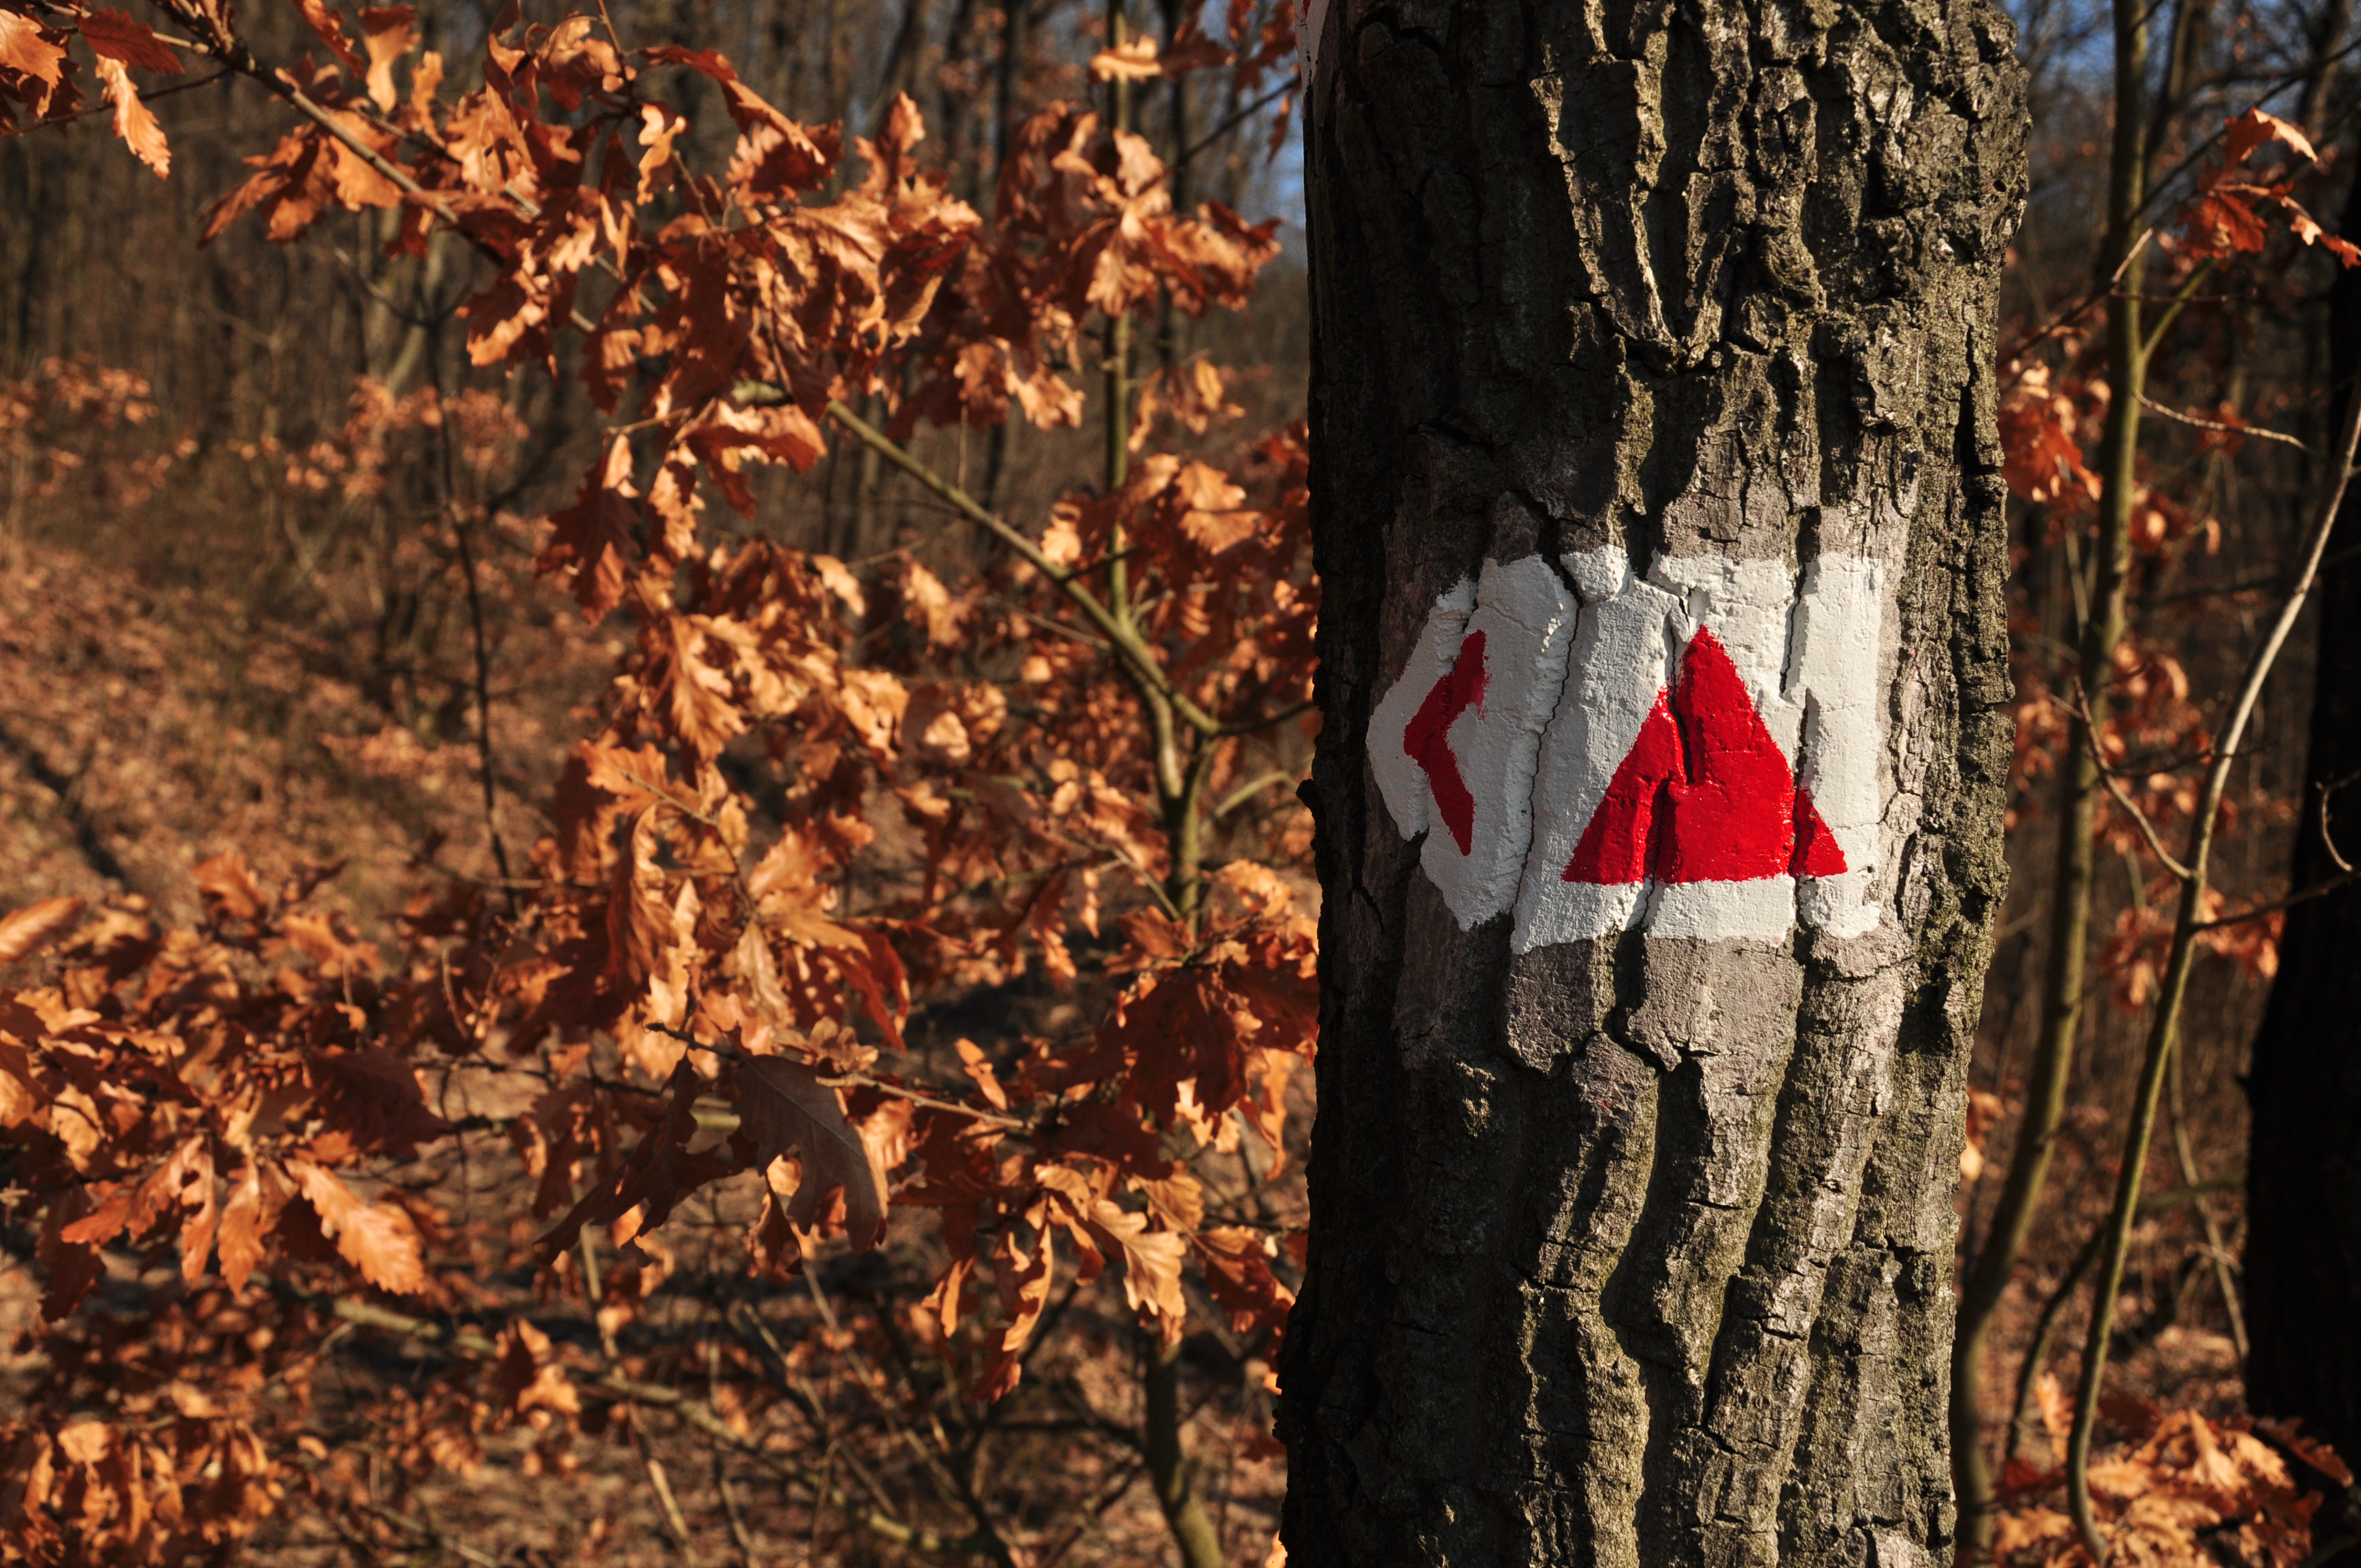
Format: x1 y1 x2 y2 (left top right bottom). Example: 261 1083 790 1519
1791 786 1849 878
1562 627 1849 886
1657 628 1793 883
1402 629 1487 855
1563 691 1682 883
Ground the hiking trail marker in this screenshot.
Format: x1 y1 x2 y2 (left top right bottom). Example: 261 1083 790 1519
1370 547 1885 946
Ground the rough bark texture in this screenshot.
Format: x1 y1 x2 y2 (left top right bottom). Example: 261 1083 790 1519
2242 153 2361 1474
1277 3 2027 1566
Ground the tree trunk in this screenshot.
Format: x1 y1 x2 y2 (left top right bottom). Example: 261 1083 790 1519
2242 150 2361 1471
1279 4 2027 1566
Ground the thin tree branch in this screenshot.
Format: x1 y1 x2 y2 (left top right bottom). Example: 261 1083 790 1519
640 1446 704 1566
1214 696 1315 738
2188 868 2361 929
353 1500 505 1567
809 396 1223 737
1212 768 1295 820
642 1021 1035 1131
1174 81 1291 166
2077 709 2198 879
2137 392 2314 451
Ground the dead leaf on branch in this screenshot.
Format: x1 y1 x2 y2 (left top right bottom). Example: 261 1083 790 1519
2224 107 2318 165
0 12 75 122
359 4 420 110
77 10 182 76
731 1053 887 1249
93 56 167 177
290 0 367 76
286 1157 429 1295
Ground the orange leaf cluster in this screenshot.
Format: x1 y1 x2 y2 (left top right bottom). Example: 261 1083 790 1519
0 4 1313 1553
2170 110 2361 270
1994 1408 2344 1568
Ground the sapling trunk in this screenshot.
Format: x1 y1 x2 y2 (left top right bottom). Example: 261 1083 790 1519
2063 319 2361 1564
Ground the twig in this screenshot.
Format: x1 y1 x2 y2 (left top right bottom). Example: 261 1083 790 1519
427 356 516 901
2321 775 2358 874
707 1338 762 1566
1174 81 1292 166
723 1303 906 1525
2188 869 2361 929
1214 696 1316 738
714 1447 760 1567
2166 1039 2248 1360
2002 1178 2240 1467
2150 543 2361 606
2003 34 2361 363
1211 768 1296 820
2007 1228 2107 1471
642 1022 1034 1131
1032 1457 1150 1568
2137 257 2215 359
34 64 234 125
801 395 1223 738
2137 393 2314 451
641 1447 704 1565
980 594 1115 653
143 0 602 340
2083 731 2196 880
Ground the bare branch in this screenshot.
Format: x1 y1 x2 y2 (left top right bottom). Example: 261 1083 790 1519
2137 393 2314 452
2083 733 2196 880
806 395 1225 737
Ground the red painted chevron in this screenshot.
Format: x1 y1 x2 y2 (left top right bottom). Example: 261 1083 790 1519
1401 629 1487 855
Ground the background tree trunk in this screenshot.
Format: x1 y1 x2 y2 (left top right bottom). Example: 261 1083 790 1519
1279 3 2027 1565
2242 150 2361 1472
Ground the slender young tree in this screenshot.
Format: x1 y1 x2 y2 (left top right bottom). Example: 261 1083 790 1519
1280 2 2026 1565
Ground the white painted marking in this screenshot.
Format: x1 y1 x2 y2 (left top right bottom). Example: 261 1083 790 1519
1513 548 1680 947
1299 0 1330 91
1369 576 1473 850
1370 546 1889 949
1370 557 1579 929
1644 876 1798 943
1789 554 1884 939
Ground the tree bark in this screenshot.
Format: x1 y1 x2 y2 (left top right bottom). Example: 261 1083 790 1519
2242 149 2361 1471
1280 3 2027 1566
